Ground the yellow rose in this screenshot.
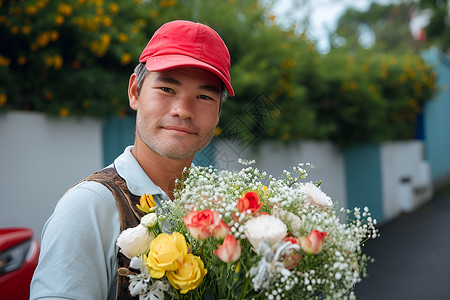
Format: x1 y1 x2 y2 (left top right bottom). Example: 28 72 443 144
166 254 207 294
146 232 187 279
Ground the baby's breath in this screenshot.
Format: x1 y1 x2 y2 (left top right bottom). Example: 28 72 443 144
168 160 378 299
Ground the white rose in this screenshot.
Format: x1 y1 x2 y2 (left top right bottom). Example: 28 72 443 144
141 213 158 228
116 224 155 259
273 208 302 237
244 215 287 251
299 182 332 208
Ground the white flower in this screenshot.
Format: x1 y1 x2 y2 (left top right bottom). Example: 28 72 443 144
299 182 332 208
137 280 170 300
273 208 302 237
141 213 158 228
249 240 300 291
116 224 155 259
130 256 149 275
129 275 149 296
127 256 169 299
244 215 287 250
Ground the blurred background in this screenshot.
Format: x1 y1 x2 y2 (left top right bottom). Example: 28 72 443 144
0 0 449 299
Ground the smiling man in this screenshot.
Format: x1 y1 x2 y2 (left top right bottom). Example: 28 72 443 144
30 20 234 300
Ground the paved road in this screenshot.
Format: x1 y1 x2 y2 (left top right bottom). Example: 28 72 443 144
354 191 450 300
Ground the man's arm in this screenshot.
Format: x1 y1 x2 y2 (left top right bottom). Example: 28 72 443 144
30 181 120 300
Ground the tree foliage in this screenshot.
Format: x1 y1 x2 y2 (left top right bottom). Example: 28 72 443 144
418 0 450 54
0 0 438 147
332 2 424 52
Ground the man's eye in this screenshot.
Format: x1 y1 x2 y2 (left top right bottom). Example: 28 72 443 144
199 95 213 100
161 87 173 93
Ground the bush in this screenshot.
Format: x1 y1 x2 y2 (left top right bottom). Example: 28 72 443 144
0 0 438 147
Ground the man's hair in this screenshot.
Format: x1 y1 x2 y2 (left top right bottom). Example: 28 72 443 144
133 63 228 104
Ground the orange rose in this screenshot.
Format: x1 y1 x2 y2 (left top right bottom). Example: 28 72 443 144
237 192 263 214
183 210 221 240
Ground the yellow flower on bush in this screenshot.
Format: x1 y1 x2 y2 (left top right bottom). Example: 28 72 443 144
146 232 188 279
36 32 50 47
55 15 65 26
0 93 7 107
214 126 222 136
102 16 112 27
90 34 111 57
50 30 59 41
11 26 19 34
58 3 73 17
21 26 31 35
53 54 63 70
120 53 131 65
17 56 27 65
281 58 296 69
37 1 47 9
109 3 120 14
59 107 70 117
26 5 38 15
161 0 176 7
281 132 291 141
118 33 128 43
166 253 207 294
0 55 10 66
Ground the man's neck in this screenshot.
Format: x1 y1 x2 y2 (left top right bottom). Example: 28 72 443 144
130 140 193 200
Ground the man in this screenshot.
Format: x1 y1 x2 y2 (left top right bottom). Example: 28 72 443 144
30 20 234 300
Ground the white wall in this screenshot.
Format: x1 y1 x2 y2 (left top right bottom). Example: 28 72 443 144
214 139 347 208
0 111 103 242
380 140 433 220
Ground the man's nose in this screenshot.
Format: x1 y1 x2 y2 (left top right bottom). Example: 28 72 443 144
170 96 194 119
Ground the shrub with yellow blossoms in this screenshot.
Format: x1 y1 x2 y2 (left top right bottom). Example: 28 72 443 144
0 0 164 117
0 0 438 147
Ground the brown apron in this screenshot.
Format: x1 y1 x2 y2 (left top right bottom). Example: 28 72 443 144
82 167 146 300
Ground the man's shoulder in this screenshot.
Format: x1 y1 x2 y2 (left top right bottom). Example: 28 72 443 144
56 176 118 213
69 178 116 200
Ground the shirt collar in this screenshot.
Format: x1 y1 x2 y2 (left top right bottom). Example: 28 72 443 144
113 146 168 199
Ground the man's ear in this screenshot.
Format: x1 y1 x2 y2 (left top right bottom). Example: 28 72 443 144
128 73 139 111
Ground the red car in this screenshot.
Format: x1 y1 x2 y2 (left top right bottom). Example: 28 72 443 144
0 227 40 300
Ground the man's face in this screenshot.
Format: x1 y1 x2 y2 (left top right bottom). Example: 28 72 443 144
130 67 222 160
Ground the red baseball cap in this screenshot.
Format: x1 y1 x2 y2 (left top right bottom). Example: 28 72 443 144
139 20 234 96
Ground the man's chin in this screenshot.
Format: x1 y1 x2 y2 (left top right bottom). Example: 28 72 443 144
150 143 199 161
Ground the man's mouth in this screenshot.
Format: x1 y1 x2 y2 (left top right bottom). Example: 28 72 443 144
163 125 196 135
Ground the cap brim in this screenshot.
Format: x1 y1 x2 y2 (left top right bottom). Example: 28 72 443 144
144 55 234 96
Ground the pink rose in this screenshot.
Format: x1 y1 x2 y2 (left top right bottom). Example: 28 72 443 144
212 220 231 240
183 210 221 240
237 192 263 214
299 230 327 255
214 234 241 263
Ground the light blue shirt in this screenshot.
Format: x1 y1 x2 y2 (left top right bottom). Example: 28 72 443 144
30 146 170 300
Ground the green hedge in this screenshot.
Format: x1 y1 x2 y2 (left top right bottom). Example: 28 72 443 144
0 0 437 147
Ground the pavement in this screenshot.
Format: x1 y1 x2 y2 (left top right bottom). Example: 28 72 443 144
354 188 450 300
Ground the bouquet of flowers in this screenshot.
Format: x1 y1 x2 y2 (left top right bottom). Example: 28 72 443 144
116 161 378 299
